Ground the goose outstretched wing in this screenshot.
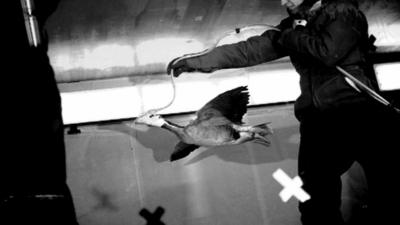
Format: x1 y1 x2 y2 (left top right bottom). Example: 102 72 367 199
170 142 199 161
196 86 249 124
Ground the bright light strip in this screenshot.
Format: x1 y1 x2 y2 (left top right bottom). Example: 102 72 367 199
60 62 399 125
248 68 300 103
61 87 143 124
60 64 300 124
374 62 400 91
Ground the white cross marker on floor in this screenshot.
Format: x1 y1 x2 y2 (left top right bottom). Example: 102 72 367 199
273 168 310 202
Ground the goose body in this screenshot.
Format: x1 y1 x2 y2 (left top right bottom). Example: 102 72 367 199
134 86 272 161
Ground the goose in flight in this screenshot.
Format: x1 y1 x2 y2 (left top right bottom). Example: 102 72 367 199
134 86 272 161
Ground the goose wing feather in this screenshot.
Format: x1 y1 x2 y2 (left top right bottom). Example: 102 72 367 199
170 142 199 161
196 86 249 123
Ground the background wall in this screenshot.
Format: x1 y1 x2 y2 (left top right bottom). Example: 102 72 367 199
46 0 400 83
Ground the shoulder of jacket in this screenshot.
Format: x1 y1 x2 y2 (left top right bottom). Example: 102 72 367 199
322 0 362 20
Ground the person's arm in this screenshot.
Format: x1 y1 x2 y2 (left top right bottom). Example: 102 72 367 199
278 11 365 67
168 29 288 76
189 29 287 70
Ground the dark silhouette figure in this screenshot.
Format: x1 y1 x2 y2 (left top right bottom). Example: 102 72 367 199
1 1 79 224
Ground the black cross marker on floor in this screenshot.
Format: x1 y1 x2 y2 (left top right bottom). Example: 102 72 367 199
139 206 166 225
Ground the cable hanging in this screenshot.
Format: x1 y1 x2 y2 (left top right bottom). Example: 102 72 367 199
133 23 398 124
133 24 278 123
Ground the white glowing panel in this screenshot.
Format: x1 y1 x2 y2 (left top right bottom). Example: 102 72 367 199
374 63 400 91
61 87 142 124
60 62 400 125
249 69 300 104
60 64 301 124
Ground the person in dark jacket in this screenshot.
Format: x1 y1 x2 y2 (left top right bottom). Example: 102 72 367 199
167 0 400 224
1 1 79 224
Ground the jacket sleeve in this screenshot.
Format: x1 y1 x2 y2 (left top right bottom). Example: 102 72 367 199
186 29 288 72
279 13 362 67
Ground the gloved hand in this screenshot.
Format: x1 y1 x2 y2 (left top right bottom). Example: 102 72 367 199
166 57 195 77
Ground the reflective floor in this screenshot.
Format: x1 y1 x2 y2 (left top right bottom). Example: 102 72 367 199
64 104 367 225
